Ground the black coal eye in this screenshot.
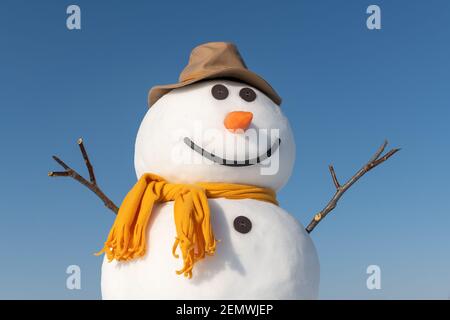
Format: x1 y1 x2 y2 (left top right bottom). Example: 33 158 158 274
211 84 229 100
239 87 256 102
233 216 252 234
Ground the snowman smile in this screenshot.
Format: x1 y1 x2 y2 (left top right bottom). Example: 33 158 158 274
183 137 281 167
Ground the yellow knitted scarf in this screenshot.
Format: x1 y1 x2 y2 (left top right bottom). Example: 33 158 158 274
97 173 278 278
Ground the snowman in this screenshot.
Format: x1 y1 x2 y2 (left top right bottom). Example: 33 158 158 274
99 42 319 299
50 41 398 300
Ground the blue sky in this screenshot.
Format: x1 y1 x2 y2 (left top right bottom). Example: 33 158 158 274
0 0 449 299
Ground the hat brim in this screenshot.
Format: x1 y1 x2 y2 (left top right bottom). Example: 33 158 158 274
148 67 282 107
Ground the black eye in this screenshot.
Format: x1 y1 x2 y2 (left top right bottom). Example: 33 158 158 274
211 84 229 100
239 87 256 102
233 216 252 234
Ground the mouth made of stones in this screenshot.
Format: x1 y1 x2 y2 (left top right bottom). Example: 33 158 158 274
183 137 281 167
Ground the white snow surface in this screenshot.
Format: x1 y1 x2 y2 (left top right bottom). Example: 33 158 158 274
102 199 320 299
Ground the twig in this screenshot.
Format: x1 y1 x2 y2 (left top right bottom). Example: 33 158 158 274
77 138 96 184
48 171 70 177
305 140 400 234
49 138 119 214
328 165 340 189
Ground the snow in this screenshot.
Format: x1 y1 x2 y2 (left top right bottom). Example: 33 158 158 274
102 199 320 299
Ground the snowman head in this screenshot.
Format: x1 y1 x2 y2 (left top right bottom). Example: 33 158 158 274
135 42 295 191
135 79 295 191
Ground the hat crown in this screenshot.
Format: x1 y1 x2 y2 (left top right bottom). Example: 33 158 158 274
179 42 248 82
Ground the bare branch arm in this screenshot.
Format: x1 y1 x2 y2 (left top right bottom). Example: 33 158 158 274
49 138 119 214
305 140 400 234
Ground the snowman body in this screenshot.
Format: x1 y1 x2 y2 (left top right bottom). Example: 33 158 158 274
102 198 319 299
101 79 320 299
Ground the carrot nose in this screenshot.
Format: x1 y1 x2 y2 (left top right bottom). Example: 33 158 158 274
224 111 253 133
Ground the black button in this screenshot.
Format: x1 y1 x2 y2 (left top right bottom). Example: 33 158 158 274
211 84 229 100
239 87 256 102
233 216 252 234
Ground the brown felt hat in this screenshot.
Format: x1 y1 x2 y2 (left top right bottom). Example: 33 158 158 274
148 42 282 107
